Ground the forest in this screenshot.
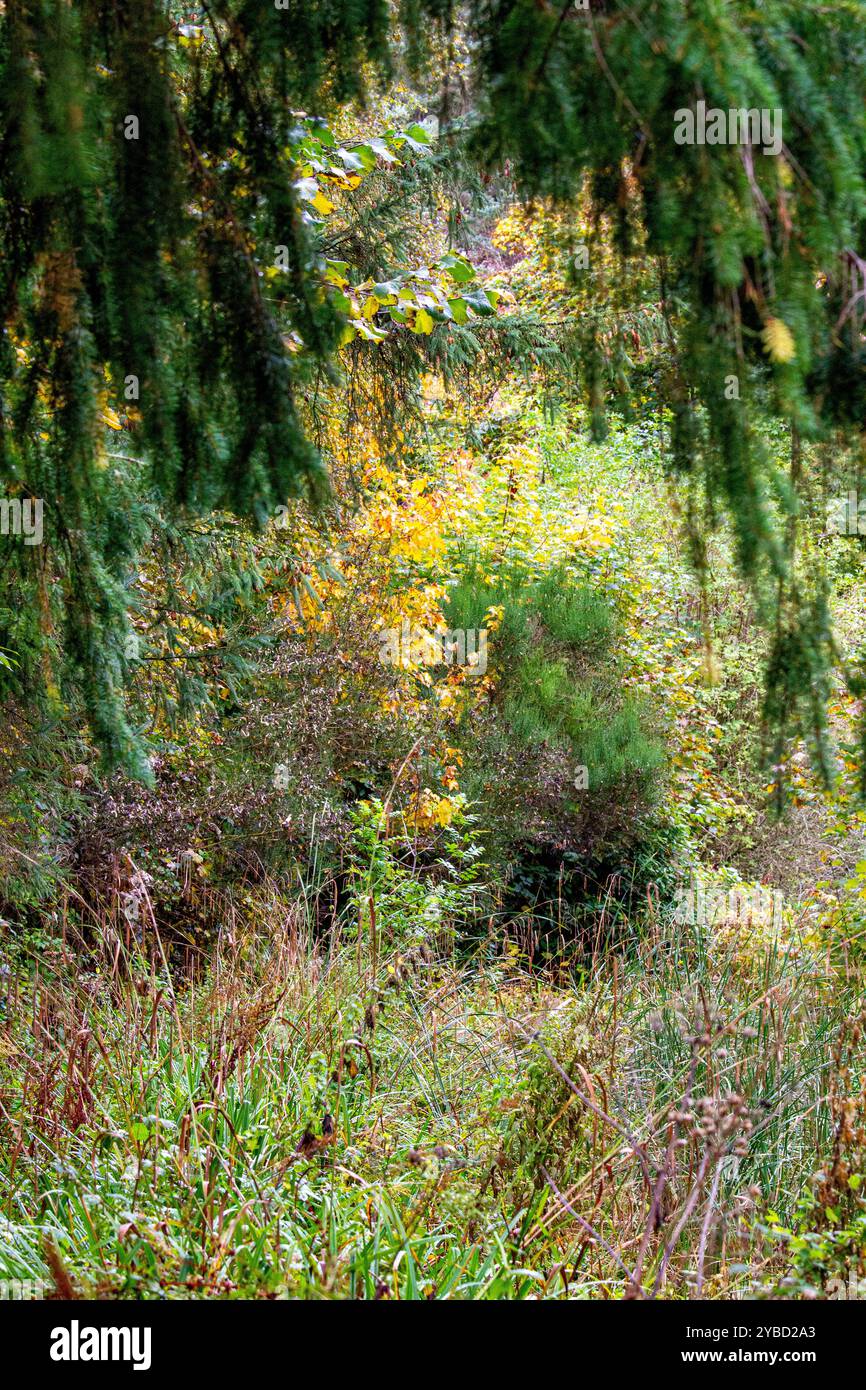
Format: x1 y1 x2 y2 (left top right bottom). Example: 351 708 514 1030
1 0 866 1326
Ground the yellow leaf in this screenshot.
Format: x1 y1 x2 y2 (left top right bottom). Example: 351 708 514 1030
311 189 334 216
762 317 795 364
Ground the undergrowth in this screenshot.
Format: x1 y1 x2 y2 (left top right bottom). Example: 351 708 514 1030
0 854 861 1301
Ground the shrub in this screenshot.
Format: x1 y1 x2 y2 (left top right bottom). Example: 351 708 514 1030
445 564 677 948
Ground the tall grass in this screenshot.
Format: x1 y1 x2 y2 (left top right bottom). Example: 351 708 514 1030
0 876 857 1300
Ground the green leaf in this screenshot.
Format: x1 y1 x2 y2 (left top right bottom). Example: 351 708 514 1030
440 253 475 284
350 144 378 171
369 137 399 164
463 288 496 317
373 281 400 303
324 259 350 285
336 148 365 172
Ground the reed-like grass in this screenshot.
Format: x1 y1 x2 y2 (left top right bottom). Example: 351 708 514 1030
0 878 857 1300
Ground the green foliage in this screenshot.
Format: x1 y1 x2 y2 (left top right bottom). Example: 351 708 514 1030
760 1189 866 1299
3 2 864 781
0 705 87 922
448 563 664 786
349 795 486 948
0 846 850 1301
3 2 866 1313
462 0 866 786
445 563 671 938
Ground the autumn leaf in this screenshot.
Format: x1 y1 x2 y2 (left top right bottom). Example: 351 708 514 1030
311 189 334 216
762 317 796 363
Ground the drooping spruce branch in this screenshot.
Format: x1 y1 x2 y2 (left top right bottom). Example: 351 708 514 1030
1 0 865 794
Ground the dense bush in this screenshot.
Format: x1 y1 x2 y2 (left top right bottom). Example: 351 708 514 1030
445 564 677 945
